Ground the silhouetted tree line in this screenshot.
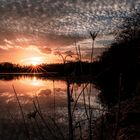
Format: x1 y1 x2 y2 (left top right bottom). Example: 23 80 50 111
40 61 93 76
0 62 30 73
0 61 95 75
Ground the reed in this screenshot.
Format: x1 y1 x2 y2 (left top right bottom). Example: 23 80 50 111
12 85 30 140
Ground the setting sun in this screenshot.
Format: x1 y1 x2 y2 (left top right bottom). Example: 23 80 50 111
30 57 42 66
21 57 44 66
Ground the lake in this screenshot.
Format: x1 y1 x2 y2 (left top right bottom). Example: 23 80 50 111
0 74 105 140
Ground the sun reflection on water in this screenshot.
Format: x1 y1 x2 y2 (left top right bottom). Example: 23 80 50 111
20 76 46 87
32 77 41 86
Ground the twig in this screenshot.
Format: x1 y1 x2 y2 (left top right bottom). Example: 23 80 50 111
32 100 58 140
49 117 65 140
72 83 89 116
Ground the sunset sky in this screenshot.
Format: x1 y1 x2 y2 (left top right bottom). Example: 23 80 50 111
0 0 139 65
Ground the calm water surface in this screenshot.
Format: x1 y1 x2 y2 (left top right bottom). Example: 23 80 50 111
0 75 104 139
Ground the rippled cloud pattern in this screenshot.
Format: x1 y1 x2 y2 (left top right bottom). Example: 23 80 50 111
0 0 139 37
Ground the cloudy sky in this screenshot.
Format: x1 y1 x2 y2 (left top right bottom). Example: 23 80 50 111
0 0 139 65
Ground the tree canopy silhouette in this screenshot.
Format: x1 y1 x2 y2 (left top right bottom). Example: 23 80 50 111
96 12 140 107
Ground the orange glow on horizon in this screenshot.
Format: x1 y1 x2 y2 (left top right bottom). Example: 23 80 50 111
21 57 45 66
